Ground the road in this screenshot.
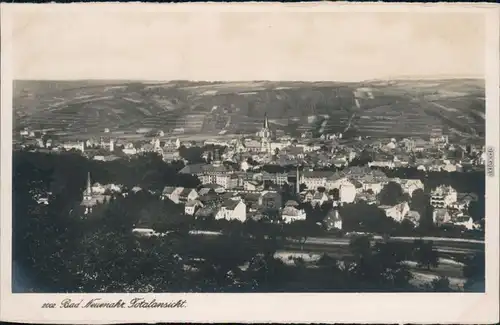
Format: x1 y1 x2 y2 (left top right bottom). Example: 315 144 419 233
187 231 484 256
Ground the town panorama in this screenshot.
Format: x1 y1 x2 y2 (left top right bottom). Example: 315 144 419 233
12 79 485 293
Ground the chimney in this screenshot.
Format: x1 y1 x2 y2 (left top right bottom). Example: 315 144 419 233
296 166 300 194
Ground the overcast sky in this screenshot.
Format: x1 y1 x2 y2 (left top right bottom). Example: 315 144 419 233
9 5 487 81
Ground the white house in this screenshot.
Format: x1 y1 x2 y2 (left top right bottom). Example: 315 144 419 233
132 228 157 237
215 200 247 222
244 180 263 191
325 176 348 191
368 160 395 169
430 185 458 208
62 141 85 152
300 171 330 190
178 188 199 203
359 177 385 195
339 180 356 203
91 182 107 194
433 208 452 225
405 210 421 225
240 161 250 171
162 186 184 203
281 206 307 223
452 215 474 230
417 165 427 171
442 163 458 172
122 147 137 155
396 179 424 197
185 200 203 216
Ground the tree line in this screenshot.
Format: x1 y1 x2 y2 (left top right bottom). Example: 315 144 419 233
12 150 485 293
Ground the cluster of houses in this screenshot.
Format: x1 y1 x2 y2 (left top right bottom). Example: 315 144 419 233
174 159 482 230
22 115 484 233
46 137 481 233
77 175 481 239
17 116 486 172
429 185 479 230
76 156 482 232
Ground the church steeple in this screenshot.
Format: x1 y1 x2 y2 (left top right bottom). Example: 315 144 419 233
259 113 271 154
86 172 92 195
212 149 222 167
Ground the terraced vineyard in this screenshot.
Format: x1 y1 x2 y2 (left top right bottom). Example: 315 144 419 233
13 79 485 140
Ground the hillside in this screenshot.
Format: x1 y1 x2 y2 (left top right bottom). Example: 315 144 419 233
13 79 485 139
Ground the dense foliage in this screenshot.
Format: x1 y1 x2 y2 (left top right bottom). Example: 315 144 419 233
12 151 485 293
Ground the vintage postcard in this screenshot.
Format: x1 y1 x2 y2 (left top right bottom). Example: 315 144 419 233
0 2 499 324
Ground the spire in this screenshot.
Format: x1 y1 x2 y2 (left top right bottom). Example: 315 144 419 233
264 113 269 129
86 172 92 195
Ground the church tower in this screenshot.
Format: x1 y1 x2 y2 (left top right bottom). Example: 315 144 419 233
212 149 222 167
259 113 272 154
83 172 93 201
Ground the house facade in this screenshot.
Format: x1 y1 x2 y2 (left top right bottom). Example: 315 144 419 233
379 202 411 223
281 206 307 223
430 185 458 208
215 200 247 222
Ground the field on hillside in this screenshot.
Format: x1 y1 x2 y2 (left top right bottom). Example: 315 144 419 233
13 79 485 140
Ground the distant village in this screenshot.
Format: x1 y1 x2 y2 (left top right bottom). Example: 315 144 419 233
17 114 486 235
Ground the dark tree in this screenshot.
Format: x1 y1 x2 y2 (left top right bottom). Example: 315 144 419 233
283 220 321 251
329 188 340 201
410 189 427 212
413 239 439 270
462 252 485 292
429 276 453 292
378 181 406 206
178 146 204 164
468 200 485 223
349 150 373 167
349 236 372 259
339 202 389 233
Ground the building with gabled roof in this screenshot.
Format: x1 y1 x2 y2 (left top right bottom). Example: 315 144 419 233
379 202 411 223
312 192 329 207
433 208 452 225
185 200 203 216
178 188 199 203
285 200 300 207
430 185 458 208
451 215 474 230
405 210 421 225
281 206 307 224
161 186 184 203
215 200 247 222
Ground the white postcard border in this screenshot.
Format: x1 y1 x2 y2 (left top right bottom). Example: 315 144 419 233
1 3 499 324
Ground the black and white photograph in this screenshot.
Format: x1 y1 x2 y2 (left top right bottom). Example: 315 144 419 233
1 3 498 324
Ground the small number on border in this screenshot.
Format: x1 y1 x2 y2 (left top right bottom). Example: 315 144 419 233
486 146 495 177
